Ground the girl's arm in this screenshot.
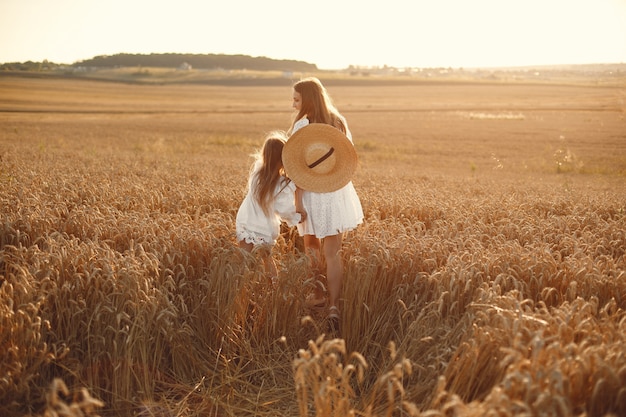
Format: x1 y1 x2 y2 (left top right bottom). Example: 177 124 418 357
275 182 305 226
295 186 307 223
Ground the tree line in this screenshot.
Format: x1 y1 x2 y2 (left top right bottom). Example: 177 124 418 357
0 53 318 72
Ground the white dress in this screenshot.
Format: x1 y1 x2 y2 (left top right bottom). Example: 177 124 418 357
236 160 302 245
291 118 364 238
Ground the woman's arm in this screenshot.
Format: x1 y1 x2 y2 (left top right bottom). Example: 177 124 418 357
295 186 307 223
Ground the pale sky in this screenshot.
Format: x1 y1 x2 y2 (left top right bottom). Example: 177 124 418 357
1 0 625 69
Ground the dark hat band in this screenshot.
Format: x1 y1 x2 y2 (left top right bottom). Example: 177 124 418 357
307 147 335 169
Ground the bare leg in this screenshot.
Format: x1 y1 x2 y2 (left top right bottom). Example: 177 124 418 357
238 240 254 252
264 251 278 283
303 234 321 255
240 240 276 285
303 234 326 300
323 233 343 309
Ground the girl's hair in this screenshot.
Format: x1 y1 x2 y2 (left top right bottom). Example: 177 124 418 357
252 131 288 216
291 77 346 134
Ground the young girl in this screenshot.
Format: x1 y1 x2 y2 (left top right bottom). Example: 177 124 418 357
236 131 304 274
288 77 364 323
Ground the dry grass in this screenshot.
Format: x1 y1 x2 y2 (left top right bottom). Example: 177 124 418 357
0 75 625 416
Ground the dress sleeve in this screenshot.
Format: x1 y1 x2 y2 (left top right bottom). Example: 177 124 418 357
292 118 310 134
274 179 301 226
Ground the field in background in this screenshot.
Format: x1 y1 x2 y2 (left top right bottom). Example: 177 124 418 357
0 74 625 416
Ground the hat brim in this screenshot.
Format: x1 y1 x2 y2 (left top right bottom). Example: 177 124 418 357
282 123 358 193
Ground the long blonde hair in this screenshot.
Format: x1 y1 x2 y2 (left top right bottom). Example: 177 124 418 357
290 77 347 134
251 131 288 216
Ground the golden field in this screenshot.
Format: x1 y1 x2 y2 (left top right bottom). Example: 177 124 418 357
0 73 625 416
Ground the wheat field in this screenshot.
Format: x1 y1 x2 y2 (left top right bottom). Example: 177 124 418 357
1 74 625 416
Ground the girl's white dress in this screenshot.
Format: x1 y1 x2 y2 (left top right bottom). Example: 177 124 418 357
236 160 302 245
291 118 364 238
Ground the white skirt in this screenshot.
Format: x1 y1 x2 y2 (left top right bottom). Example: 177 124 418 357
297 182 364 238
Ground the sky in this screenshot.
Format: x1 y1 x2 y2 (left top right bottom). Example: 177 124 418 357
1 0 625 69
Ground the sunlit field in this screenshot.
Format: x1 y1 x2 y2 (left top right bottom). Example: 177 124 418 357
1 73 625 417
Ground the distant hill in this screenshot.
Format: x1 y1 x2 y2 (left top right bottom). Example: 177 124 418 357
0 53 318 72
73 53 317 72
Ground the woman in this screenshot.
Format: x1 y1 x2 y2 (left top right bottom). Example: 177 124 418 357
287 77 363 323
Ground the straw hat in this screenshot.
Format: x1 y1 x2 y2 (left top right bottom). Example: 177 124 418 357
282 123 358 193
